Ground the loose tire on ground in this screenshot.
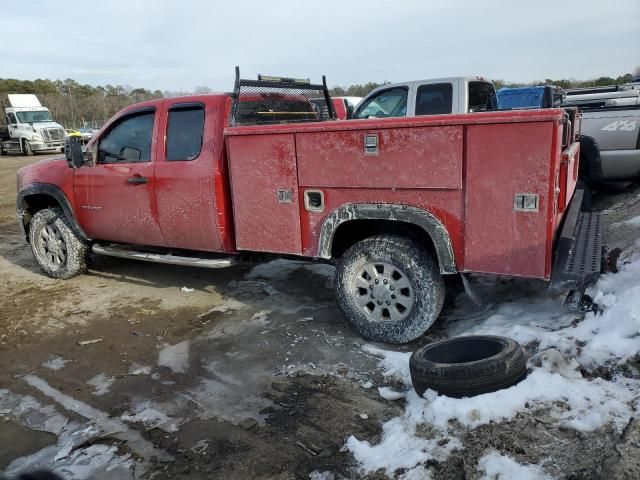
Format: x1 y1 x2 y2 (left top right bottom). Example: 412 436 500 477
23 139 34 156
410 335 527 398
29 207 88 279
335 235 445 344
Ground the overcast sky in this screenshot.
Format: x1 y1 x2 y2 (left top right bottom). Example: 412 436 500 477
2 0 639 92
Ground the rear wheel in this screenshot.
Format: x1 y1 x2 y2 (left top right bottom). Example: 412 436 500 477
23 139 33 156
335 235 445 344
29 207 88 279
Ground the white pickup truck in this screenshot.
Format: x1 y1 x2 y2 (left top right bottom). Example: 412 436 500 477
0 94 66 156
352 76 498 119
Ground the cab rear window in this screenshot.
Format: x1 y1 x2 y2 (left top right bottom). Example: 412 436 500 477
469 81 498 112
166 104 205 161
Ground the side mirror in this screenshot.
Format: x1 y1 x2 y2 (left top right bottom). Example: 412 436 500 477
119 146 142 162
346 104 354 119
65 136 85 168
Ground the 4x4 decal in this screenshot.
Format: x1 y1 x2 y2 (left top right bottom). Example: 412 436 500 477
601 120 637 132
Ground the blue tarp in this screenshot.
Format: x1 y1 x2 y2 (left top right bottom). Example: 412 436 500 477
497 86 546 109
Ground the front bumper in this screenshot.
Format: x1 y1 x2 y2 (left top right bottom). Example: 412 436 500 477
549 188 602 293
30 141 64 151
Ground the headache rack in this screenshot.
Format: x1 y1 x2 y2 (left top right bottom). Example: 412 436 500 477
231 66 335 126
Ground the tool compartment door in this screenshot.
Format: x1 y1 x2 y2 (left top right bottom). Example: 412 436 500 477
464 122 554 278
226 133 302 254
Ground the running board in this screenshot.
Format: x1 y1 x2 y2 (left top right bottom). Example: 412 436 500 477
91 244 237 269
550 189 602 294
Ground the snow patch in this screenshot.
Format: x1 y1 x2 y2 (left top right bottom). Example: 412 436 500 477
128 364 152 375
477 451 551 480
378 386 406 401
191 439 209 455
41 356 71 371
158 340 190 373
309 471 335 480
363 345 412 384
414 369 636 431
121 401 181 432
612 214 640 228
251 309 271 324
347 416 461 474
86 373 115 396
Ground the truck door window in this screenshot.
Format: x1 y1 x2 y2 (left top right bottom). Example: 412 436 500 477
415 83 453 115
166 104 205 161
355 87 408 119
7 113 17 124
98 112 154 164
468 81 498 112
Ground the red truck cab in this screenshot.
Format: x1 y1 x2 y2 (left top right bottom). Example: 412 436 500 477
16 71 601 344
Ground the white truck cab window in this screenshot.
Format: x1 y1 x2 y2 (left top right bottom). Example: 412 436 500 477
355 87 408 119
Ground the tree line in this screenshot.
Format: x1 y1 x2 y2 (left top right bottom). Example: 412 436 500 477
0 78 163 128
1 72 634 128
329 73 635 97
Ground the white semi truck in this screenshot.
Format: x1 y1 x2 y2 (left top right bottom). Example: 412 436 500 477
0 94 66 156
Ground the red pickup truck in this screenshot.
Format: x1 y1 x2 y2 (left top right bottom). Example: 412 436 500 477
16 71 601 343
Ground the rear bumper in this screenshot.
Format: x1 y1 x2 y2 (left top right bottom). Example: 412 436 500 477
550 188 602 293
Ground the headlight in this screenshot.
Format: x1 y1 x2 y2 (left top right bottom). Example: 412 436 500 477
32 134 43 142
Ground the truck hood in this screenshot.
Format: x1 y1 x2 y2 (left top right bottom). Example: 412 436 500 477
33 122 64 131
17 157 70 192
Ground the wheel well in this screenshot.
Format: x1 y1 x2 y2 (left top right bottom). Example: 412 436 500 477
330 219 437 259
19 194 61 231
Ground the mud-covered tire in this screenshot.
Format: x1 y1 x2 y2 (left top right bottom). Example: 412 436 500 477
410 335 527 398
335 235 445 344
29 207 88 279
23 139 34 156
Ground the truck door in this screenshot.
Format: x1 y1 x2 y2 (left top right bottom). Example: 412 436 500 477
6 113 18 138
153 99 223 251
73 107 166 246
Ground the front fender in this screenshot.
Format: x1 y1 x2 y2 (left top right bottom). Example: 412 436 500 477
318 203 456 274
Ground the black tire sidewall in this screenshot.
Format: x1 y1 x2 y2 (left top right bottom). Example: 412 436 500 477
29 208 88 279
409 335 527 397
335 235 445 344
23 139 34 156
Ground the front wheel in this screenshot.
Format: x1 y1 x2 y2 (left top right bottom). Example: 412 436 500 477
23 139 34 156
29 207 89 279
335 235 445 344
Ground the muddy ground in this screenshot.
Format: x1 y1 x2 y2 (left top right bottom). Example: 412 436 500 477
0 153 639 479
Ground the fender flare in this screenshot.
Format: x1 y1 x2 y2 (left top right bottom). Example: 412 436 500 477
578 135 603 185
16 183 90 241
317 203 457 274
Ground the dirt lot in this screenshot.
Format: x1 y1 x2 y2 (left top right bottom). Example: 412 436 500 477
1 153 639 479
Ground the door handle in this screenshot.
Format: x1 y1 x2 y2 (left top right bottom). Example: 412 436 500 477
127 176 148 185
